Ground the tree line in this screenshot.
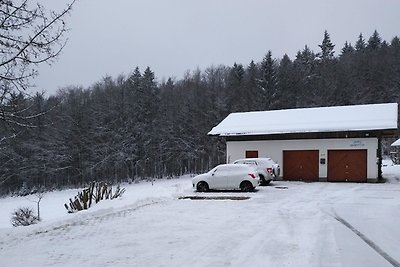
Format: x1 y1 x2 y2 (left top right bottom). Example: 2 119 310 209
1 30 400 195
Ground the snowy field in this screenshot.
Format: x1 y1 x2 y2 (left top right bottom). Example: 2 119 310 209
0 161 400 267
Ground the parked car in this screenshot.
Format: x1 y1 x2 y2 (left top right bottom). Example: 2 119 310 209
192 164 260 192
233 158 280 185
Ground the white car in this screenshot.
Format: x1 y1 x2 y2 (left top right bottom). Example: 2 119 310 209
192 164 260 192
233 158 280 185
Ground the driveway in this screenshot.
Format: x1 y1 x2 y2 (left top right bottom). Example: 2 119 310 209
0 177 399 267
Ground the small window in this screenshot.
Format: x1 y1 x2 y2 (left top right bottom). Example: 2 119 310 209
245 150 258 158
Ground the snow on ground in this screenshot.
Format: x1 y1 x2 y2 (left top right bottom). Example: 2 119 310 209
0 167 399 267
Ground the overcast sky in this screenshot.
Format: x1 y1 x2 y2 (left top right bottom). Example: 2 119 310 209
35 0 400 95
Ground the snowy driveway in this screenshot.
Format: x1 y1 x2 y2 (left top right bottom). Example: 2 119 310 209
0 175 400 267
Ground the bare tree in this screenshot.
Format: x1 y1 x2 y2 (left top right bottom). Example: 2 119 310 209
35 191 44 221
0 0 76 136
23 189 44 220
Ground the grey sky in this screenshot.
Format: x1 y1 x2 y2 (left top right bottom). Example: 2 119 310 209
35 0 400 95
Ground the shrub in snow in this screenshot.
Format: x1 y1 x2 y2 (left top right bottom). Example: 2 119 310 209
17 183 30 196
11 207 39 227
64 182 126 213
112 185 126 199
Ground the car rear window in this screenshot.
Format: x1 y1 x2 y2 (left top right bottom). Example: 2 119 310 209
235 160 257 165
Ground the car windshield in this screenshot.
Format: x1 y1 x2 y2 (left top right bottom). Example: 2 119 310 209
208 166 219 173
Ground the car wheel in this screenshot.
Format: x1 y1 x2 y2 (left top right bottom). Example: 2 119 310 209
197 181 209 192
240 181 254 192
259 175 267 186
273 165 280 177
264 180 271 185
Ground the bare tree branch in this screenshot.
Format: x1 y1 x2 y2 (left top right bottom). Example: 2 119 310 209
0 0 77 134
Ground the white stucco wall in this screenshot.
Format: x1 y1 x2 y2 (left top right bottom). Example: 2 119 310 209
226 138 379 181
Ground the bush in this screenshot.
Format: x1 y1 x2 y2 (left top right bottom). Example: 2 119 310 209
64 182 126 213
11 207 39 227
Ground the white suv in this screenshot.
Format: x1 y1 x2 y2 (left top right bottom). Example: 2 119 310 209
233 158 280 185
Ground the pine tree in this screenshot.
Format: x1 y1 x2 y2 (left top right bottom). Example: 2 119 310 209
260 51 278 109
232 62 245 81
295 45 316 67
391 36 400 49
355 33 366 51
128 67 142 88
227 63 245 112
367 30 382 50
294 45 317 107
245 60 264 110
340 41 355 56
318 30 335 61
276 54 296 109
139 66 159 177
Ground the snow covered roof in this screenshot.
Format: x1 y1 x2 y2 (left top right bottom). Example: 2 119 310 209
208 103 398 136
391 139 400 146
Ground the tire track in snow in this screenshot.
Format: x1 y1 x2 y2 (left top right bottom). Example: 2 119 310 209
333 212 400 267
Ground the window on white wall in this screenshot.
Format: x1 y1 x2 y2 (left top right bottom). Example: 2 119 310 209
246 150 258 158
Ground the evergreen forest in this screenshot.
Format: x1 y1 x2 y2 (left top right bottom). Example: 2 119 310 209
1 30 400 195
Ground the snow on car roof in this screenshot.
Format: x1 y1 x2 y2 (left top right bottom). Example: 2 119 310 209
208 103 398 136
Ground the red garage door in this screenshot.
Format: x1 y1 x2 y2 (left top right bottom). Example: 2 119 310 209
283 150 319 182
328 150 367 182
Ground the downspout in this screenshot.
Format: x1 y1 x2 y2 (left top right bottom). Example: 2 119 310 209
377 136 383 181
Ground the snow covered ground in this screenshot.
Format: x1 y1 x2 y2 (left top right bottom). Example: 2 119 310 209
0 162 400 267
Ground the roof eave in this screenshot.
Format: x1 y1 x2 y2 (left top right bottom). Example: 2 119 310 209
212 129 400 140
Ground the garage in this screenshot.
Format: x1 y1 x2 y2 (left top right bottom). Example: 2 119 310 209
328 150 367 182
209 103 399 183
283 150 319 181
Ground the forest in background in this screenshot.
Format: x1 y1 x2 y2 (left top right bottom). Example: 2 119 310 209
1 30 400 195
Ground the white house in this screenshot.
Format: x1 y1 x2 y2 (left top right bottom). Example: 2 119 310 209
208 103 399 182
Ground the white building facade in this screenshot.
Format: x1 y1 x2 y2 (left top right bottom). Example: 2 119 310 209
227 137 378 182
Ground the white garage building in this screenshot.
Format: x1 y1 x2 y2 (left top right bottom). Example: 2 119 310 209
208 103 398 182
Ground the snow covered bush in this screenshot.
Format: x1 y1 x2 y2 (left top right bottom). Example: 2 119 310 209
11 207 39 227
64 182 126 213
112 185 126 199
